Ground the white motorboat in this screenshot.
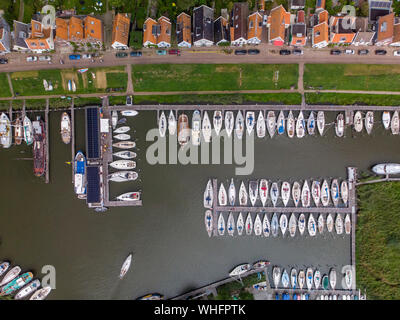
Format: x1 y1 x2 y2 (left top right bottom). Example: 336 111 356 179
202 111 212 143
29 286 52 300
204 210 213 237
314 270 321 289
114 133 130 141
114 126 130 134
307 111 316 135
291 268 298 289
382 111 391 130
237 212 244 236
218 183 227 206
229 263 251 277
23 115 33 145
353 111 363 133
345 214 351 234
273 267 281 288
245 212 253 235
254 214 262 236
119 254 132 279
318 214 325 234
281 181 290 207
308 213 316 236
235 110 244 139
168 110 177 135
121 110 138 117
289 213 296 237
281 269 289 288
277 111 285 135
335 213 344 235
372 163 400 175
270 182 279 207
329 269 337 290
60 112 71 144
14 279 41 300
259 179 268 206
341 180 349 205
331 179 340 207
365 111 374 135
218 213 225 236
178 114 190 147
225 111 234 138
113 150 137 159
321 180 330 207
287 110 295 138
109 160 136 170
391 111 399 135
279 213 288 236
0 113 12 148
271 212 279 237
116 192 140 201
239 181 248 206
228 178 236 206
326 213 334 233
298 270 305 290
246 111 255 135
298 213 306 235
213 110 223 136
262 213 270 237
296 111 306 138
112 110 118 129
256 111 266 138
191 110 201 146
113 141 136 149
335 113 344 137
204 179 213 209
249 180 258 206
227 212 235 236
267 111 276 138
317 111 325 136
109 171 138 182
292 181 301 207
159 111 167 137
301 180 311 208
344 269 353 289
311 180 321 207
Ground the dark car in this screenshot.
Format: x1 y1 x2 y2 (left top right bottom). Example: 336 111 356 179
168 49 181 55
0 58 8 64
292 49 303 55
279 49 291 55
330 49 341 55
358 49 369 55
130 51 142 57
375 49 387 55
248 49 260 55
116 52 128 58
68 54 81 60
234 49 247 55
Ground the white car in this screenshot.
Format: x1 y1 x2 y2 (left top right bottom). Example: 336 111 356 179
394 50 400 56
82 54 92 59
39 55 51 61
26 56 38 62
344 49 355 55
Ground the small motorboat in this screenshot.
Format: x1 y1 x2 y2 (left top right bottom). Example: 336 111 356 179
344 269 353 289
307 111 316 135
218 213 225 236
259 179 268 206
114 133 130 141
256 111 266 138
262 214 270 237
372 163 400 175
213 110 223 136
382 111 391 130
270 182 279 207
120 254 132 279
314 270 321 289
329 268 337 290
277 111 285 135
289 213 296 237
191 110 201 146
121 110 139 117
178 113 190 147
273 267 281 288
306 268 313 290
109 171 138 182
267 111 276 138
159 111 167 137
225 111 234 138
318 214 325 234
202 111 212 143
229 263 251 277
235 110 245 140
335 213 344 235
245 111 255 135
227 212 235 236
14 279 41 300
23 115 33 145
391 111 399 135
228 178 236 206
345 214 351 234
291 268 298 289
335 113 344 137
298 213 306 235
301 180 310 208
60 112 71 144
353 111 363 133
287 110 295 138
298 270 305 290
204 210 213 237
253 260 270 269
1 272 33 297
326 213 334 233
311 180 321 207
281 182 291 207
331 179 340 207
114 126 130 134
292 181 301 207
308 214 316 236
249 180 258 206
29 286 52 300
279 213 288 236
113 141 136 149
168 110 177 135
0 261 10 277
271 212 279 237
113 150 136 159
245 212 253 235
281 269 289 288
112 110 118 129
365 111 374 135
296 111 306 138
218 183 227 206
321 180 330 207
109 160 136 170
317 111 325 136
322 275 329 290
0 266 21 286
204 179 213 209
0 113 12 148
237 212 244 236
239 181 248 206
341 180 349 205
116 192 141 201
254 214 262 236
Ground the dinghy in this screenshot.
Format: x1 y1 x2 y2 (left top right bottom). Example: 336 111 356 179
292 181 301 207
335 213 343 235
277 111 285 135
329 269 337 290
296 111 306 138
298 270 305 290
159 111 167 137
121 110 139 117
345 214 351 234
322 275 329 290
317 111 325 136
202 111 212 143
205 210 213 237
225 111 234 137
307 111 316 135
331 179 340 207
326 213 334 233
345 269 353 289
287 111 295 138
235 111 244 139
239 181 248 206
281 269 290 288
382 111 391 130
113 141 136 149
168 110 177 135
273 267 281 288
218 183 227 206
311 180 321 207
191 110 201 146
341 180 349 205
308 214 317 236
267 111 276 138
270 182 279 207
321 180 330 207
218 213 225 236
109 171 138 182
391 111 399 135
262 214 270 237
372 163 400 175
204 179 213 209
271 212 279 237
314 270 321 289
318 214 325 234
227 212 235 236
246 111 255 135
249 181 258 206
254 214 262 236
259 179 268 206
114 133 130 141
114 126 130 134
306 268 313 290
237 212 244 236
229 263 251 277
298 213 306 235
301 180 311 208
113 150 136 159
365 111 374 135
228 179 236 206
291 268 298 289
289 213 296 237
353 111 363 133
213 111 223 136
279 214 288 236
256 111 266 138
281 181 291 207
245 213 253 235
335 113 344 137
110 160 136 169
112 110 118 129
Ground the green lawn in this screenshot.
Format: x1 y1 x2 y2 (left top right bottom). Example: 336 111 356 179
306 93 400 106
132 64 298 92
0 73 12 97
357 181 400 299
11 70 64 96
210 273 260 300
304 64 400 91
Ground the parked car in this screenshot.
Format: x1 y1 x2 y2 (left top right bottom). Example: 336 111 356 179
394 50 400 56
0 58 8 64
26 56 38 62
292 49 303 55
375 49 387 55
82 53 92 59
279 49 291 55
69 54 81 60
168 49 181 55
358 49 369 55
39 55 51 61
126 95 133 106
248 49 260 55
330 50 341 55
344 49 355 54
116 52 128 58
234 49 247 55
156 50 167 55
130 51 142 57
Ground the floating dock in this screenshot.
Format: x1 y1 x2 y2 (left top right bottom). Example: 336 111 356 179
45 99 50 184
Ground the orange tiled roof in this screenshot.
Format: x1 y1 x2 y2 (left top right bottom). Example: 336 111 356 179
70 16 84 40
177 12 191 45
329 16 356 44
297 10 305 23
55 18 69 40
313 22 328 45
268 5 291 42
248 12 263 40
112 13 130 46
143 17 157 45
84 16 103 42
318 10 328 24
330 33 355 43
26 19 52 50
157 16 171 44
377 12 394 43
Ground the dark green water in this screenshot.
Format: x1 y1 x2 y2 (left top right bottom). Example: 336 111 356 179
0 109 399 299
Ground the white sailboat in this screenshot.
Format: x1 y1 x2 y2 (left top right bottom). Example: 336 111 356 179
308 213 317 236
113 150 137 159
114 133 130 141
298 213 306 235
292 181 301 207
281 181 291 207
318 214 325 234
353 111 363 133
271 212 279 237
213 111 223 136
321 180 330 207
245 213 253 235
270 182 279 207
277 111 285 135
159 111 167 137
112 110 118 129
228 178 236 206
114 126 130 134
205 210 213 237
121 110 139 117
119 254 132 279
203 179 213 209
254 214 262 236
296 111 306 138
301 180 311 208
335 213 344 235
317 111 325 136
109 160 136 170
227 212 235 236
218 213 225 236
267 111 276 138
191 110 201 146
239 181 248 206
345 214 351 235
237 212 244 236
262 213 270 237
245 111 255 135
289 213 296 237
287 111 295 138
235 110 244 139
168 110 177 135
331 179 340 207
218 183 227 206
225 111 234 138
109 171 138 182
314 270 321 290
326 213 334 233
249 180 258 206
335 113 344 137
329 269 337 290
391 111 399 135
202 111 212 143
307 111 316 135
256 111 266 138
279 213 288 236
259 179 268 206
382 111 391 130
311 180 321 207
365 111 374 135
341 180 349 205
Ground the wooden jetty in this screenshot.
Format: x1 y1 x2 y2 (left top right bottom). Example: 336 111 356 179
71 99 75 183
45 99 50 184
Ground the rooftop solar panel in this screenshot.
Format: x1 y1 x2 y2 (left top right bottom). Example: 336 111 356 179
86 166 101 203
85 107 100 160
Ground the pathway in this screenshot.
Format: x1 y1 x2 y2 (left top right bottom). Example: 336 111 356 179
126 64 134 94
6 73 14 97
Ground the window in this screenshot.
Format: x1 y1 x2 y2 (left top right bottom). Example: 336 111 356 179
249 21 253 28
40 42 45 46
316 31 320 36
91 29 94 34
381 22 387 32
143 24 146 31
340 37 346 42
